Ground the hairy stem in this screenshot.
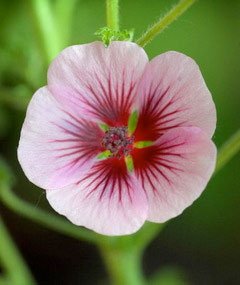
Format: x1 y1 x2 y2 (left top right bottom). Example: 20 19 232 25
0 217 36 285
106 0 119 30
0 183 102 244
136 0 196 47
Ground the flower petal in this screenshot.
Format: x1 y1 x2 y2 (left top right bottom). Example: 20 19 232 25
18 87 103 190
132 127 216 223
46 158 148 236
48 41 148 126
134 51 216 141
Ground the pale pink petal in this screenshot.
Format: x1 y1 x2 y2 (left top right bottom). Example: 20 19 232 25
48 41 148 125
18 87 104 190
132 127 216 223
134 51 216 142
46 158 148 235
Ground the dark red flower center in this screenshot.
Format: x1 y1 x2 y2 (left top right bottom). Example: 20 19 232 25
102 126 134 158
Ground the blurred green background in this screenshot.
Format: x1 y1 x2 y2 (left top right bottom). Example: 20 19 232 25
0 0 240 284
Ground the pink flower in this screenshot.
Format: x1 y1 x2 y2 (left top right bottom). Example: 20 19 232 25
18 41 216 236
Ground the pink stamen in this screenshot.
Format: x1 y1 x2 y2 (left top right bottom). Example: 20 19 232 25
102 126 134 158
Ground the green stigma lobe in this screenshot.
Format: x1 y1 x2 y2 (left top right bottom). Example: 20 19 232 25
128 110 139 135
97 150 111 160
99 123 109 132
134 141 153 148
125 155 134 172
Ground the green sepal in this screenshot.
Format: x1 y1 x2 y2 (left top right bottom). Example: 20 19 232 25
128 110 138 135
97 150 111 160
99 123 109 132
125 155 134 172
95 27 134 46
134 141 153 148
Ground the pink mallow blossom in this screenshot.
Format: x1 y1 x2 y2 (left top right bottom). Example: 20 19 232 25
18 41 217 236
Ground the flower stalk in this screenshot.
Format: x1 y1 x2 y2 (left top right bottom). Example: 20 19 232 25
136 0 197 47
106 0 120 30
100 244 144 285
99 223 165 285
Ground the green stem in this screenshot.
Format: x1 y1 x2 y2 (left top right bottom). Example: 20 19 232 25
28 0 62 63
215 129 240 173
132 222 164 250
0 183 102 245
0 217 36 285
106 0 119 30
99 223 165 285
100 244 144 285
136 0 196 47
